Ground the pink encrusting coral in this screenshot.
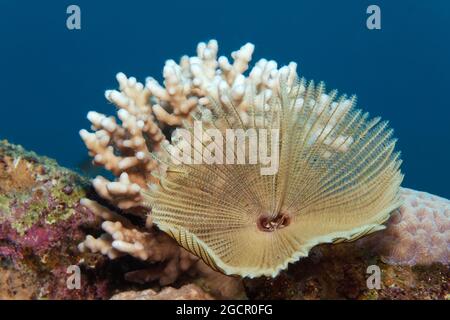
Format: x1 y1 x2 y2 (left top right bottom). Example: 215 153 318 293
364 188 450 265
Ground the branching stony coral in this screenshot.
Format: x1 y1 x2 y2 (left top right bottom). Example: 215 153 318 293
79 40 302 284
79 40 448 283
80 40 294 210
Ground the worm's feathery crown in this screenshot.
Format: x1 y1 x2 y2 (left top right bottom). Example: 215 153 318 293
143 77 404 278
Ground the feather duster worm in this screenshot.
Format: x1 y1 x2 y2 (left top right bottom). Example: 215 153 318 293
143 77 404 278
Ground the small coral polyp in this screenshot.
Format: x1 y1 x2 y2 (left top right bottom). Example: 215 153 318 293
79 39 404 278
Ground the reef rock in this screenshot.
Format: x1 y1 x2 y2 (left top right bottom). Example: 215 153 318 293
244 242 448 300
0 140 448 300
0 140 117 299
110 284 213 300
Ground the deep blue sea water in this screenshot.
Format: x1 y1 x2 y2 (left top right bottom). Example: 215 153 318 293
0 1 449 198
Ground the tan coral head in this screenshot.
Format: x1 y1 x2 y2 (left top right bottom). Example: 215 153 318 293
143 76 404 278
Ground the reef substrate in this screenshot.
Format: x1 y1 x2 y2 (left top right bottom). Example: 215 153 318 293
0 140 448 300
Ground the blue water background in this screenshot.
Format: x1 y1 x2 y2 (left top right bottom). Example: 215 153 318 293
0 1 449 198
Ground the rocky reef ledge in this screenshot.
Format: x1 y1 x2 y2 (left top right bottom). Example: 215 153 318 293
0 140 448 300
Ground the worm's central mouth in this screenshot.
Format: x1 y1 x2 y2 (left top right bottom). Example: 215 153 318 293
257 213 291 232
